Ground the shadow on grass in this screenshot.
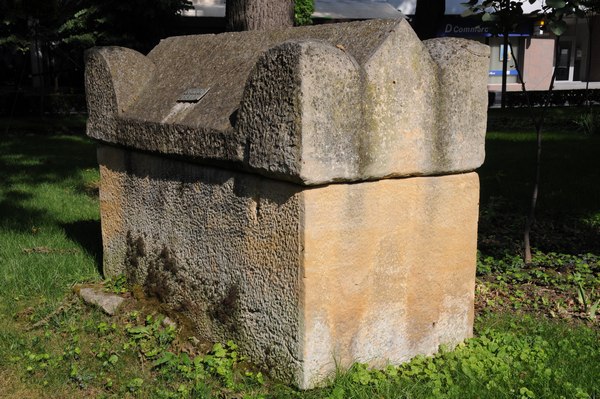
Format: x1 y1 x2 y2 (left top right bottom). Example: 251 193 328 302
0 189 52 232
480 131 600 214
0 115 87 136
479 130 600 255
61 220 104 277
1 132 103 275
0 134 98 232
0 134 98 187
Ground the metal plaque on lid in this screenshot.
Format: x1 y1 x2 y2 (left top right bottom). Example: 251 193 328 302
177 87 210 103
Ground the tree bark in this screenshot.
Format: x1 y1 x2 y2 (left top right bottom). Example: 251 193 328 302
413 0 445 40
226 0 294 31
522 36 561 264
584 15 594 106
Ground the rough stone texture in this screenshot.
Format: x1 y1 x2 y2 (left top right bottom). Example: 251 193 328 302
359 22 438 179
79 287 125 316
97 145 304 384
85 19 489 185
87 19 488 389
85 47 155 144
424 38 489 172
238 40 364 182
301 172 479 387
239 29 490 184
98 145 479 388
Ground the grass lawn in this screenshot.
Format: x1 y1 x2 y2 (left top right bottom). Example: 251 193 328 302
0 112 599 398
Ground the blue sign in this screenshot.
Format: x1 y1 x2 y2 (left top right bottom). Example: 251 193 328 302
489 70 519 76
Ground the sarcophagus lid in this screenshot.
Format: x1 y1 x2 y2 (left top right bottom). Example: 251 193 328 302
86 19 489 185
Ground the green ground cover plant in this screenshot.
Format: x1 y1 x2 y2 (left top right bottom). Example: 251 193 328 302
0 112 599 398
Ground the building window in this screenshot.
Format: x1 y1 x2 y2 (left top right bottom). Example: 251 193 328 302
556 41 572 81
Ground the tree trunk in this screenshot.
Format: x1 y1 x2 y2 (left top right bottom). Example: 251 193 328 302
226 0 294 31
584 15 594 107
522 36 561 264
414 0 445 40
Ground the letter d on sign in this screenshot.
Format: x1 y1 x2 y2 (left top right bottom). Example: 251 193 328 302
445 24 452 33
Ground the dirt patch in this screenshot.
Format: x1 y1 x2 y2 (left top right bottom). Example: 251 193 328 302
476 278 599 326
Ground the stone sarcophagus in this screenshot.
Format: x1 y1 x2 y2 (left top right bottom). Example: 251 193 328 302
85 19 489 389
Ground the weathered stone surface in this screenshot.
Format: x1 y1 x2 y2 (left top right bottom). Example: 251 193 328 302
123 19 401 130
424 37 490 172
85 47 155 144
87 18 487 390
239 26 490 184
301 172 479 387
238 39 364 182
97 145 479 388
85 19 489 184
97 145 304 383
359 21 438 180
79 287 125 316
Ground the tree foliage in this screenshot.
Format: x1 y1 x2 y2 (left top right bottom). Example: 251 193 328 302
462 0 587 36
0 0 192 55
294 0 315 26
0 0 191 91
462 0 592 263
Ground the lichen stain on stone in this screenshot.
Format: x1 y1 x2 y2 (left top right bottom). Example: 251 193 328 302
159 246 178 274
211 284 240 334
125 231 146 271
144 245 178 303
357 81 381 175
248 195 261 222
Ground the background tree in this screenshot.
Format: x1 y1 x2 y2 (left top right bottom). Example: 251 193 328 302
0 0 191 91
465 0 586 263
226 0 294 31
462 0 534 108
70 0 194 54
580 0 600 106
414 0 446 40
294 0 314 26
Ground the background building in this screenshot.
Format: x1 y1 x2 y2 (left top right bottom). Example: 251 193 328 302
389 0 600 92
186 0 600 94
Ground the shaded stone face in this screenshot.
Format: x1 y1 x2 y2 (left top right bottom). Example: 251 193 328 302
85 19 489 389
97 146 304 383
